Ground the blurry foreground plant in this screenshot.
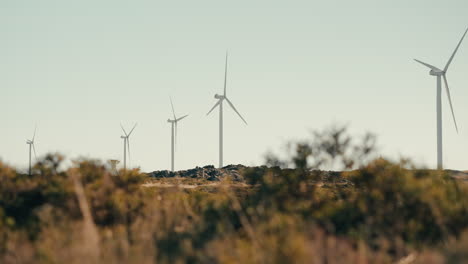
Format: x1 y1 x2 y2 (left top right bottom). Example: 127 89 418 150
1 125 468 263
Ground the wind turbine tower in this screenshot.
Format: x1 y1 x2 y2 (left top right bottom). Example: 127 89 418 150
120 123 137 170
167 98 188 172
207 52 248 168
26 127 37 176
414 27 468 169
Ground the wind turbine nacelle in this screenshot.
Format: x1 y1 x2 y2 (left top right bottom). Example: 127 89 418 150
167 119 172 123
430 69 444 76
121 136 126 139
214 94 224 99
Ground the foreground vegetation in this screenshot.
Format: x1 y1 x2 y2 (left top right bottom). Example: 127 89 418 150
1 126 468 263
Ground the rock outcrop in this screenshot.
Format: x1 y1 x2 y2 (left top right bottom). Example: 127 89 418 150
148 164 246 181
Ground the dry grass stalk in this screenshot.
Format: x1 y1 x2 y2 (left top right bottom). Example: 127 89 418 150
69 168 101 261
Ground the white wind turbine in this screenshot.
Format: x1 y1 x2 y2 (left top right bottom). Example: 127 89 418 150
26 126 37 176
120 123 137 170
207 52 247 168
167 97 188 172
414 27 468 169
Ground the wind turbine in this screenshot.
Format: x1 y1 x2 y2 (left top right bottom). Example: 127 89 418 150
120 123 137 170
167 97 188 172
207 52 247 168
26 126 37 176
414 27 468 169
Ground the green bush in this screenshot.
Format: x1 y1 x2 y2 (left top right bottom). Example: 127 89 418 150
0 155 147 250
244 126 468 256
0 155 75 242
74 160 146 227
324 159 468 247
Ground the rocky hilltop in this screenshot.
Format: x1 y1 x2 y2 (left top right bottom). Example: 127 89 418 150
147 164 348 183
148 164 247 181
147 165 468 183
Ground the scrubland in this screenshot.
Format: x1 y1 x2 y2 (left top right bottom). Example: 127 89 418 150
1 126 468 263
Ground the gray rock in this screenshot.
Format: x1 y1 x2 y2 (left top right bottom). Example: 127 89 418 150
147 164 247 181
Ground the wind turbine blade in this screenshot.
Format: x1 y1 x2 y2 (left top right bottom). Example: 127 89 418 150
32 144 37 161
225 98 248 125
170 97 176 120
176 114 188 122
414 59 440 71
444 27 468 72
120 124 128 136
175 122 178 150
32 126 37 142
443 75 459 133
128 123 138 136
224 51 228 97
206 100 222 116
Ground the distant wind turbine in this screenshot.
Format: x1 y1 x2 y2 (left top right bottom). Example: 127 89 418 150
167 97 188 172
414 27 468 169
207 52 247 168
26 126 37 176
120 123 137 170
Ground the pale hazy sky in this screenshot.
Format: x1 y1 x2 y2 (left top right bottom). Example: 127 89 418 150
1 0 468 172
